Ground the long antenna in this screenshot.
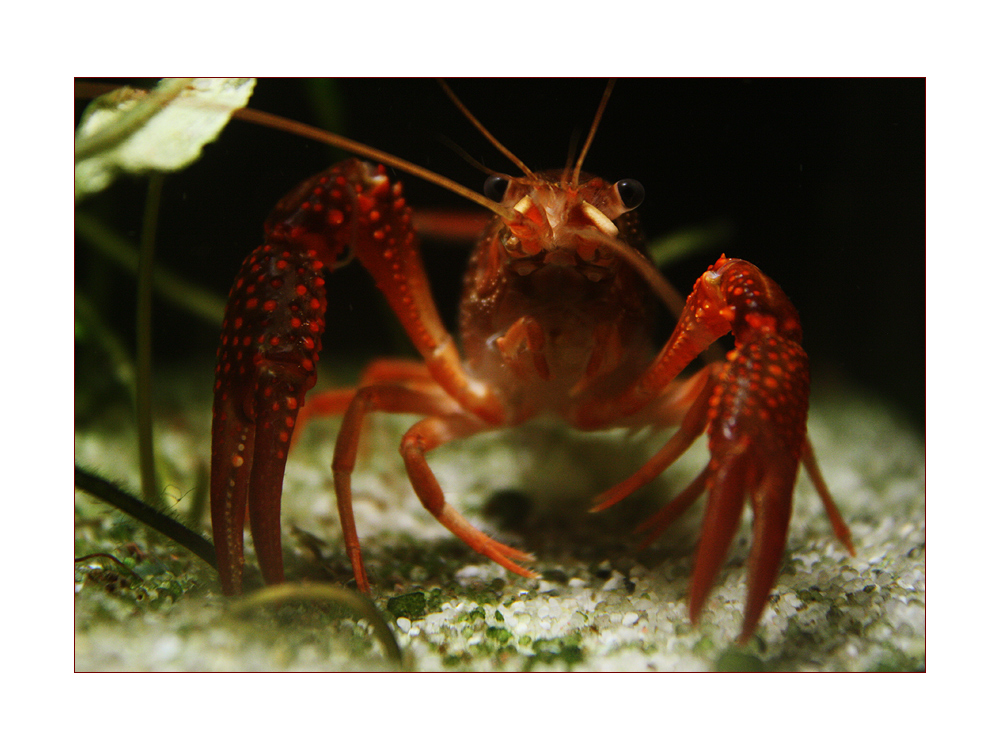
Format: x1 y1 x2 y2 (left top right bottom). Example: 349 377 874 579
438 80 536 179
571 79 615 187
232 106 515 221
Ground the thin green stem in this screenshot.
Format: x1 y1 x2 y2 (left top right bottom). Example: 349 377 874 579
136 173 164 509
75 211 226 324
229 583 403 668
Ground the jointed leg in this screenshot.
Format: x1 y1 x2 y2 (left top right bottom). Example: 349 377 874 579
332 382 532 593
332 381 459 592
400 414 536 578
800 437 855 554
590 366 716 513
291 358 440 448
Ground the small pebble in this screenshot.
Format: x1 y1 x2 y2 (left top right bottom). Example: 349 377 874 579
601 571 626 591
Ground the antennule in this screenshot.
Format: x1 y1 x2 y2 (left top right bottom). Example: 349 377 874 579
571 80 616 187
439 80 536 179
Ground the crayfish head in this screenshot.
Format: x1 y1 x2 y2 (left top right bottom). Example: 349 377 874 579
489 170 645 282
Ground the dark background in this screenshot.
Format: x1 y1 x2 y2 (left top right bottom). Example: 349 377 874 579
76 78 925 428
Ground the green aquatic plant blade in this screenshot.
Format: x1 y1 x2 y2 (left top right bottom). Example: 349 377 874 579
647 221 734 268
74 465 217 569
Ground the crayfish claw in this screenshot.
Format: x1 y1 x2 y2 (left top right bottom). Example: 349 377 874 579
738 456 797 642
209 394 253 595
686 443 798 642
210 363 311 595
687 443 757 627
245 367 310 588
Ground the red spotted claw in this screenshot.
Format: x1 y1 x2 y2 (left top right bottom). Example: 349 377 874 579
591 257 855 642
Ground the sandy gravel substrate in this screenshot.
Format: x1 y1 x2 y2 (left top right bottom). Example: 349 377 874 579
75 372 924 672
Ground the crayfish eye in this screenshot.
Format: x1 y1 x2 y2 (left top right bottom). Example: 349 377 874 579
483 175 510 202
615 178 644 210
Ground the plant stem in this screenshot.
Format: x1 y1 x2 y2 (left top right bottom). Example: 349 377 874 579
75 211 227 324
136 173 164 509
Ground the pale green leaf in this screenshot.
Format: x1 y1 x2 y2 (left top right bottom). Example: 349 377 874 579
75 78 256 200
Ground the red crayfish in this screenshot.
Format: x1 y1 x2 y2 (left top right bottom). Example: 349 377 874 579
210 81 854 643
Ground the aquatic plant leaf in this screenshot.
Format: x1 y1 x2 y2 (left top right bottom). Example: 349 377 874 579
75 78 256 200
